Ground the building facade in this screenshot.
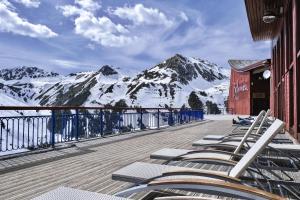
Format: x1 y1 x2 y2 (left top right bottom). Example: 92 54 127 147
228 60 270 115
245 0 300 139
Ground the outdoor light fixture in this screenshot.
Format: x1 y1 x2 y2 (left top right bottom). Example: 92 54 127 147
262 0 282 24
263 10 277 23
263 70 271 79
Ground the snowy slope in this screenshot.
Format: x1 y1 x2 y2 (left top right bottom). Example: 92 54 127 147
124 54 229 108
0 54 230 111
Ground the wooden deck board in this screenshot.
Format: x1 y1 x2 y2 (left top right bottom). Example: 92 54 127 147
0 120 235 200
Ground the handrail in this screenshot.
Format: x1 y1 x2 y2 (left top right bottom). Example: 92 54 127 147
0 106 203 111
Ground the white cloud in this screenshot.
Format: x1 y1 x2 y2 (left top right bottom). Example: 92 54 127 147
87 43 95 50
51 59 89 69
74 15 134 47
112 4 173 27
75 0 101 12
13 0 40 8
179 12 188 21
59 5 87 17
1 0 14 9
0 1 57 38
58 1 136 47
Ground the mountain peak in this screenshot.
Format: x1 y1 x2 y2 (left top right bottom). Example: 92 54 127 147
157 54 187 69
0 66 59 80
173 53 186 60
98 65 118 76
153 54 226 84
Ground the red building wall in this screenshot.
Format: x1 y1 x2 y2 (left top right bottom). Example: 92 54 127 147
228 69 251 115
270 0 300 139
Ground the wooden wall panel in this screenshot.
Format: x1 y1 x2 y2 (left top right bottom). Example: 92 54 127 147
228 70 251 115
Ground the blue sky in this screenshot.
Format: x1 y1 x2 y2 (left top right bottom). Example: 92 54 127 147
0 0 270 74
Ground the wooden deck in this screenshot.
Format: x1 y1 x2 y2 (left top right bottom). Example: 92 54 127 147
0 120 234 200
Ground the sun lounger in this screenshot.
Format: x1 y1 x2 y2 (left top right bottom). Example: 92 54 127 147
32 187 131 200
115 178 285 200
203 135 292 143
150 120 290 174
192 139 300 152
203 110 271 141
204 134 291 143
150 116 298 171
112 120 296 199
150 148 297 171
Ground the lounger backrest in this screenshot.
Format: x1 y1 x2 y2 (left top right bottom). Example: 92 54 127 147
229 119 285 178
233 110 266 155
255 109 271 135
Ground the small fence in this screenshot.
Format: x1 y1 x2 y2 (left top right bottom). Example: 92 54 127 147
0 107 203 153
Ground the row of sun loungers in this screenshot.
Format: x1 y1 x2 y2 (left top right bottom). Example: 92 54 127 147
34 110 300 199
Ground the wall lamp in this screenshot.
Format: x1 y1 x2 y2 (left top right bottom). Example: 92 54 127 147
262 0 283 24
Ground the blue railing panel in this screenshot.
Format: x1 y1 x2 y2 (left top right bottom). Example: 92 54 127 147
0 108 203 154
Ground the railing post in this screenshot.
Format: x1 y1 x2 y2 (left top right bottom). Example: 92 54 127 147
170 109 173 126
193 110 196 121
75 109 79 141
157 108 160 129
180 110 182 124
188 109 191 122
119 111 122 133
140 110 143 130
51 110 55 148
100 109 103 136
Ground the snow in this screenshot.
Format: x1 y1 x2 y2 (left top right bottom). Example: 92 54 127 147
0 93 38 116
0 55 230 110
205 114 249 121
0 149 29 156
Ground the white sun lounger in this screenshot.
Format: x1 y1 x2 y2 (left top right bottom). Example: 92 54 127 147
151 114 287 164
112 120 286 199
113 163 285 200
114 119 285 181
32 187 131 200
203 110 270 141
150 148 293 169
115 178 284 200
192 139 300 152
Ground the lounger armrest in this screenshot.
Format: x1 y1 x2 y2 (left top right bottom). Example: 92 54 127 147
148 179 285 200
155 196 217 200
163 169 241 183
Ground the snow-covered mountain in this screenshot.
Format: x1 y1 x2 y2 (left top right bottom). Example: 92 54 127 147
0 66 59 80
0 54 230 112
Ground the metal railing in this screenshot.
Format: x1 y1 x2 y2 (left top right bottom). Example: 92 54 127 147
0 107 203 153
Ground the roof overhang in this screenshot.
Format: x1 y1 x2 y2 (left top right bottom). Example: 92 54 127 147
228 59 271 72
244 0 285 41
